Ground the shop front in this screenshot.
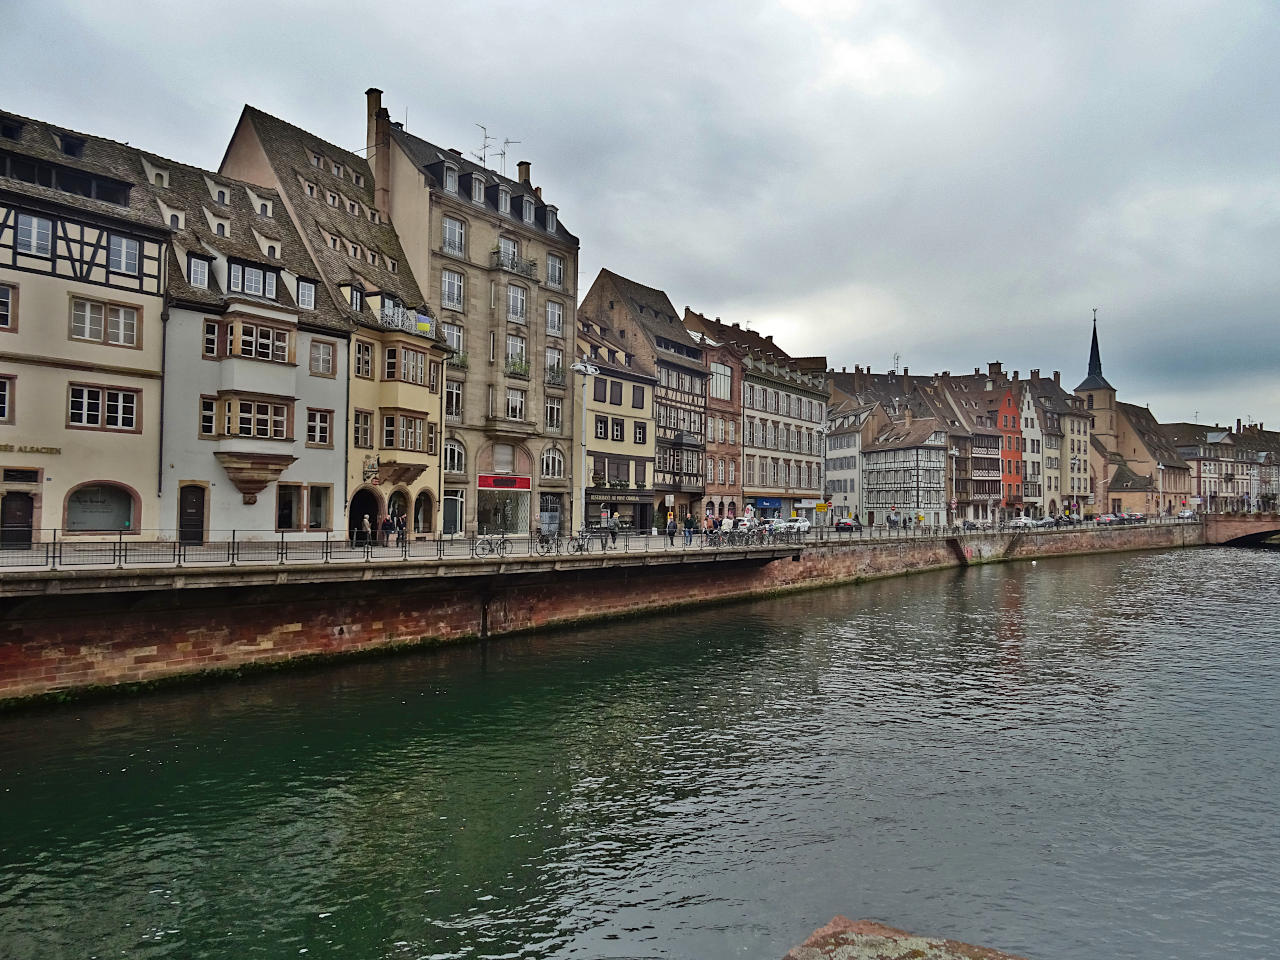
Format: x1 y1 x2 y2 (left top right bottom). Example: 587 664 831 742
476 474 531 535
794 497 819 523
750 496 782 520
587 488 653 532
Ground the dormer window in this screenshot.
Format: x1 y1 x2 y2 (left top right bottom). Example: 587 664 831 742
259 203 269 216
297 280 315 310
329 235 340 250
444 165 458 192
59 135 85 158
348 200 359 215
305 182 316 198
188 256 208 289
311 153 321 167
266 245 276 258
216 189 227 205
169 214 179 229
0 119 22 140
387 258 397 274
353 173 364 187
349 243 360 259
471 176 484 203
216 223 226 237
350 288 364 311
327 192 338 207
522 197 534 223
332 163 342 177
498 186 510 214
368 209 378 223
546 206 557 232
229 263 276 299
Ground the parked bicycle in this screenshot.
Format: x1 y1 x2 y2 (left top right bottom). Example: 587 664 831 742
473 536 512 558
535 531 562 556
566 529 592 554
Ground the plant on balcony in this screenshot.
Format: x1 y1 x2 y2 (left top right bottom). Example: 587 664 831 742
505 358 530 378
635 481 647 490
447 352 469 369
545 366 565 385
591 473 606 487
609 479 629 489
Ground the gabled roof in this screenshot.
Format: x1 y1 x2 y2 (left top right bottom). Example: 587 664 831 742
230 106 425 321
1110 463 1153 491
866 416 947 453
0 108 168 232
150 155 346 331
1118 402 1189 469
390 126 578 246
594 268 698 348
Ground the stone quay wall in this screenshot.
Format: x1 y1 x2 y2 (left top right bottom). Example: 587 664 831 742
0 522 1203 703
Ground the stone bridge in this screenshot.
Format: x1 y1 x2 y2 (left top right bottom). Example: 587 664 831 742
1203 513 1280 546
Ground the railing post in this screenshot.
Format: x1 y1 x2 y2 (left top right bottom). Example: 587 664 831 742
279 531 286 564
230 529 237 566
116 530 124 569
50 527 58 570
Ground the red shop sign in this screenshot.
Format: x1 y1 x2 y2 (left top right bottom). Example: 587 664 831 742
477 474 531 490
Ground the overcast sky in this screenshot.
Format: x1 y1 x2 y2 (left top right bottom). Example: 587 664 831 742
6 0 1278 427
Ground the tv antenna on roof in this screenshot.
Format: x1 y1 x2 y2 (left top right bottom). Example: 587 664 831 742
496 137 521 177
892 352 901 373
472 124 494 169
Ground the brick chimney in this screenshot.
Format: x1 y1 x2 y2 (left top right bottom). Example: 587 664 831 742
365 87 391 214
1236 418 1242 433
902 366 911 392
1030 368 1040 380
988 361 1002 379
1053 370 1061 386
517 160 531 183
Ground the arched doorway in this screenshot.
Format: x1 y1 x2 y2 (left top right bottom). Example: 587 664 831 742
178 484 207 544
1 491 34 548
349 487 382 544
388 488 409 522
414 491 434 535
1048 498 1057 515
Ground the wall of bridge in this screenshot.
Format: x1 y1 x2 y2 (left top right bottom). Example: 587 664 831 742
0 522 1203 702
1203 513 1280 545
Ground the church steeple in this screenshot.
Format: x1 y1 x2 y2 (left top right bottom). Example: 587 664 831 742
1076 309 1114 392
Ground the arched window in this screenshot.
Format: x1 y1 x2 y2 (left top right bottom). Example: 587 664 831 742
1087 394 1094 409
216 223 225 237
443 439 466 474
267 245 276 258
259 203 268 216
154 173 163 186
541 446 564 478
216 189 226 204
169 214 179 229
65 482 137 532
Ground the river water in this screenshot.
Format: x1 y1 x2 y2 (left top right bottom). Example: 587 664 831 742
1 547 1277 959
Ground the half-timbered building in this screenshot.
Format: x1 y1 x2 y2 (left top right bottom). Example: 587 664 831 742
0 112 168 542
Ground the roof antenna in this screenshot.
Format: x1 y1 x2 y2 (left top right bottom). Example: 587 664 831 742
497 137 521 176
892 352 901 373
473 124 494 168
403 107 408 131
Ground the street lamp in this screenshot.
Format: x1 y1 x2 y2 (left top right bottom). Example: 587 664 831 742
570 360 600 535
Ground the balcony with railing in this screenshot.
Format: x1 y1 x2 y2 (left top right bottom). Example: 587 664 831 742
506 358 531 379
545 366 565 386
491 249 539 281
447 352 469 369
507 309 527 325
442 239 465 258
378 302 434 339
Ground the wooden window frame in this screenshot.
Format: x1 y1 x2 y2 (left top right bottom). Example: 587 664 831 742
306 483 334 532
68 295 144 350
309 338 337 378
353 408 374 449
0 374 14 424
305 407 334 448
0 281 17 333
276 482 305 532
66 382 142 434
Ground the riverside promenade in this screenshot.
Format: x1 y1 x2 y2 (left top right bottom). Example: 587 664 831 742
0 519 1209 702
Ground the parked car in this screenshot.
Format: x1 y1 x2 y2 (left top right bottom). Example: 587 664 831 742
1007 516 1037 529
1178 508 1197 519
835 517 861 532
1033 516 1057 528
1127 512 1146 524
777 516 812 533
1096 514 1118 525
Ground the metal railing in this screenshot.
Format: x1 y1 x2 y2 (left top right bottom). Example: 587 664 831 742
491 249 538 280
0 518 1205 574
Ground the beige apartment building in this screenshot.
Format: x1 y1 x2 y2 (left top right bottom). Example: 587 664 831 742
0 112 168 542
222 105 449 540
575 311 657 531
364 89 578 536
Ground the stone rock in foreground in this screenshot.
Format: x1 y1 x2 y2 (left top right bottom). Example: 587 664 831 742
783 916 1028 960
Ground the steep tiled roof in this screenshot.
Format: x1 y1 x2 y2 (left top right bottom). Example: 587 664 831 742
148 154 347 331
866 416 947 453
0 109 167 231
1110 463 1153 491
235 106 425 318
596 268 698 349
1119 402 1189 469
390 126 579 246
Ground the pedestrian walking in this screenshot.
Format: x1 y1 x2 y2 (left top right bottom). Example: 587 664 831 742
683 512 695 546
608 511 619 547
360 513 372 546
666 515 677 546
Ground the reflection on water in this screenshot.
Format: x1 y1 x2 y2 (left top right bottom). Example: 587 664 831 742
1 548 1278 959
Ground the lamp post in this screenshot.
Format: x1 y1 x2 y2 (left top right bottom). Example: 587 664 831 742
570 361 599 535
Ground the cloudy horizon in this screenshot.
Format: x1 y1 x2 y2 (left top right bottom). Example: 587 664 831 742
6 0 1277 428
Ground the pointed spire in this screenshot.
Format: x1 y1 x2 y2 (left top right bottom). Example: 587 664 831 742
1087 315 1103 378
1075 307 1114 393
